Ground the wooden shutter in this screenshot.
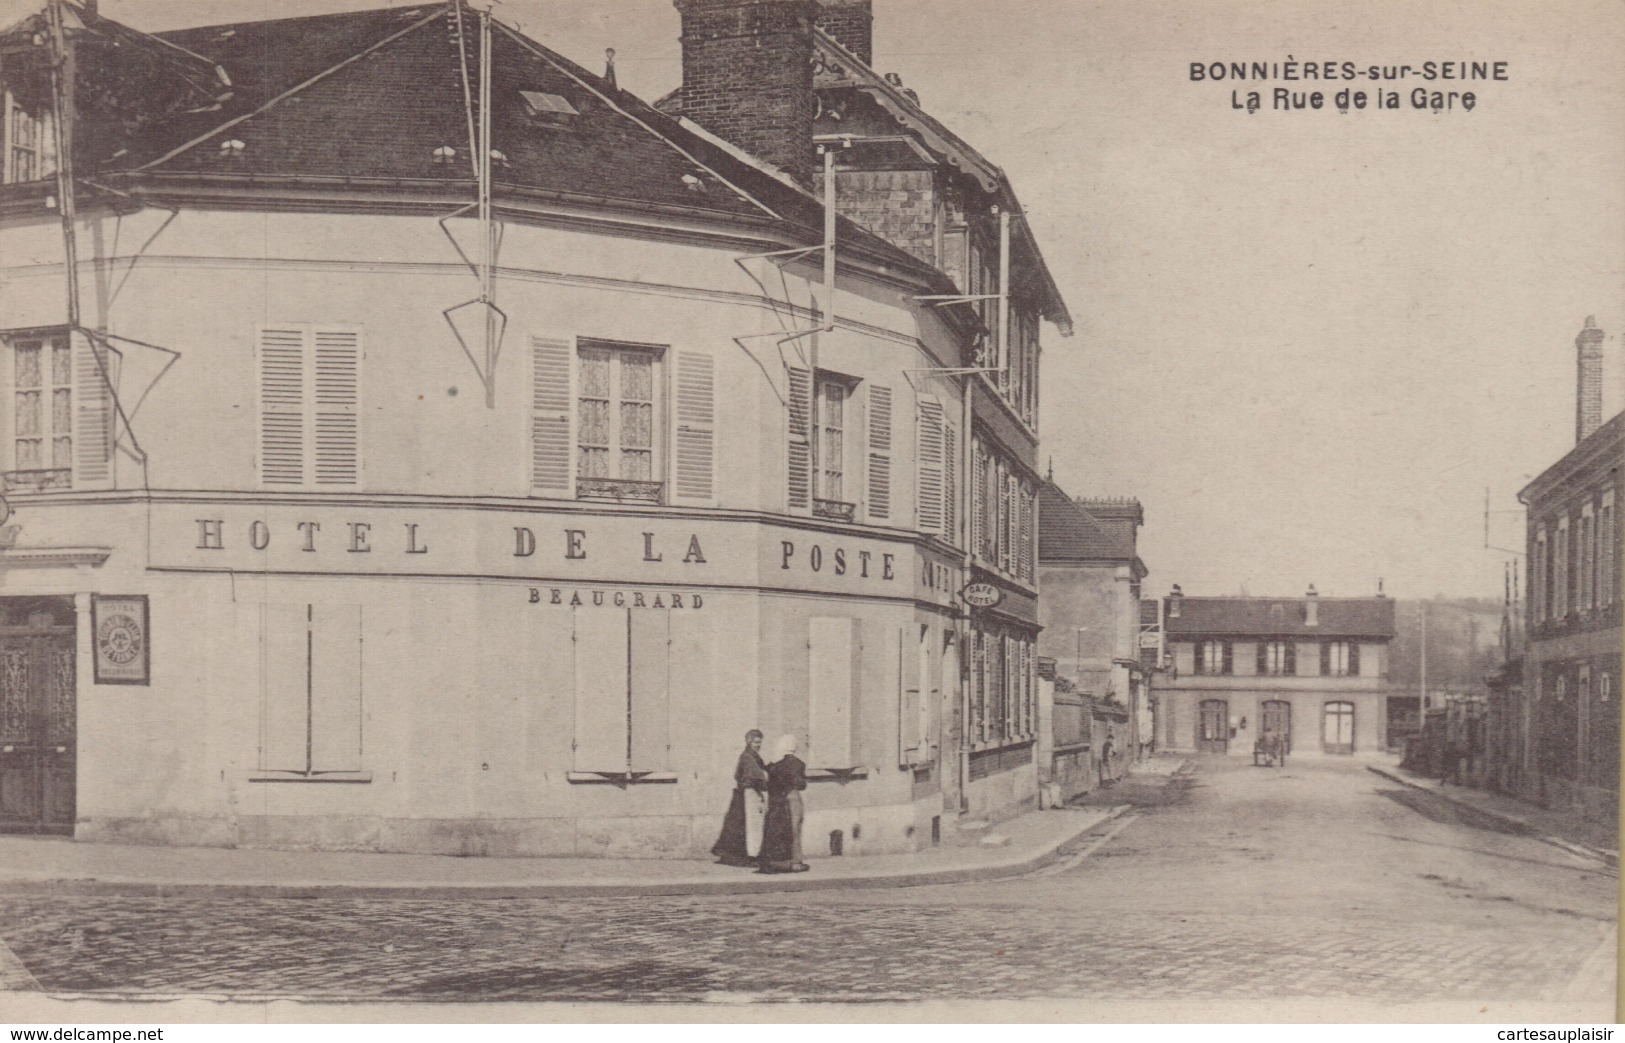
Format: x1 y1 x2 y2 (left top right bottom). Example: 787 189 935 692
1222 641 1233 675
942 421 957 544
972 446 987 557
258 326 307 486
917 398 944 535
897 627 918 766
312 329 360 487
628 610 671 772
573 608 629 772
1018 483 1032 580
1256 642 1268 675
1285 642 1297 676
1349 642 1361 677
260 603 310 772
1194 642 1205 674
787 366 811 510
530 335 574 498
672 350 715 504
1320 641 1330 676
866 384 892 521
809 616 857 768
73 334 113 488
310 604 363 772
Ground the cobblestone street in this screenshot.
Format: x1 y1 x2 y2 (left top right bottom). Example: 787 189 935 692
0 758 1614 1007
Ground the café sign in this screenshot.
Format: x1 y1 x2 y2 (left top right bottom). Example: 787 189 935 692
960 582 1003 609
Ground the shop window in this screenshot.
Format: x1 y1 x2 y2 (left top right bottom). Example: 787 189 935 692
257 325 361 489
1321 640 1359 676
1195 639 1232 675
255 604 365 780
1258 640 1295 676
570 609 671 778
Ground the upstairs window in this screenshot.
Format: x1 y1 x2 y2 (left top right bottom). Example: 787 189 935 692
256 325 361 489
1195 639 1232 675
1258 640 1296 676
1601 493 1616 609
1322 640 1360 676
2 328 111 493
2 87 55 185
578 341 659 491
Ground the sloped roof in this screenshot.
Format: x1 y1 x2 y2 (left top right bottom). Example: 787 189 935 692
807 30 1073 335
1038 481 1137 564
2 2 956 289
1165 597 1396 639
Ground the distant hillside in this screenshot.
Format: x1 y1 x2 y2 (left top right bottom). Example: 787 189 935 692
1387 597 1505 693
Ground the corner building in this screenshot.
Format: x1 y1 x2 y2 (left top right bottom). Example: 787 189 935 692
0 0 1070 855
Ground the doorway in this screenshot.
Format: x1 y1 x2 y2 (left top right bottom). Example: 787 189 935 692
0 596 77 835
1323 700 1355 755
1261 699 1292 754
1198 698 1229 753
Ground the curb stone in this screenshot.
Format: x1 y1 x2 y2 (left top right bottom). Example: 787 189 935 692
1366 765 1619 871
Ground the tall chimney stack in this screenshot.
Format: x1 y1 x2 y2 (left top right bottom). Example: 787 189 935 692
1576 315 1604 443
674 0 819 187
815 0 872 64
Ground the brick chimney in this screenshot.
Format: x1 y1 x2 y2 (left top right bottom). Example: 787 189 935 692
675 0 819 187
1576 315 1604 443
815 0 872 64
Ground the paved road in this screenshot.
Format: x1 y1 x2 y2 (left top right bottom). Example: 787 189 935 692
0 757 1613 1007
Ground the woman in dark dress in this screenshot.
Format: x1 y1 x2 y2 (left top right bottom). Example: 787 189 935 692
711 729 767 866
759 733 809 873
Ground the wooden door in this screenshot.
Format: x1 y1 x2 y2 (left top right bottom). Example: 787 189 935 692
1198 699 1228 753
1323 700 1355 755
0 601 77 835
1261 699 1292 754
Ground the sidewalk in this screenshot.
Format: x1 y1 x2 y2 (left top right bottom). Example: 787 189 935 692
0 801 1136 900
1367 759 1619 870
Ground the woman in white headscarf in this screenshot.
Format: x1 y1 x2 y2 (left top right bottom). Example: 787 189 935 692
759 733 809 873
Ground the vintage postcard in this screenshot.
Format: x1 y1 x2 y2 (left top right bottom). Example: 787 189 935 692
0 0 1618 1027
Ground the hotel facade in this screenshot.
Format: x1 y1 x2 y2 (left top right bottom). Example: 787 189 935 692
0 1 1069 855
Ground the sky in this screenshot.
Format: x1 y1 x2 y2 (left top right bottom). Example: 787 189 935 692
10 0 1624 601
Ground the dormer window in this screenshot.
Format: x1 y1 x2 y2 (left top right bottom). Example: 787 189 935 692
218 138 246 158
489 149 509 167
520 91 578 117
431 145 458 164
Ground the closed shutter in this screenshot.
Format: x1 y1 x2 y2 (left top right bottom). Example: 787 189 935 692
897 627 918 766
530 335 574 498
312 330 360 487
573 608 629 772
629 610 671 771
672 351 715 504
309 604 363 772
866 384 892 521
809 616 858 768
1018 484 1032 580
73 333 113 488
1222 641 1233 675
917 398 944 535
260 603 310 772
1320 641 1330 676
1194 642 1205 674
258 327 307 486
942 422 957 545
972 446 987 558
1349 642 1361 677
787 366 811 510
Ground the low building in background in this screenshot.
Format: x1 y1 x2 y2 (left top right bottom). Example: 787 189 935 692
1157 588 1396 757
1035 482 1147 801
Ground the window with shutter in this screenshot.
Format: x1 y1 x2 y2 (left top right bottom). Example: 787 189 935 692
787 366 811 510
916 398 945 535
942 421 957 545
2 329 83 491
571 608 673 776
257 326 361 489
866 384 893 521
898 626 920 766
576 340 663 502
672 350 715 504
529 335 574 498
257 603 364 778
1018 483 1033 580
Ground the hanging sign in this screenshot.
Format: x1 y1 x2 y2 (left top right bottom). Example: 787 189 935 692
92 595 150 686
960 582 1003 609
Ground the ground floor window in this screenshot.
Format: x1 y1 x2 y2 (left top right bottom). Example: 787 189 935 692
572 608 672 776
969 623 1035 746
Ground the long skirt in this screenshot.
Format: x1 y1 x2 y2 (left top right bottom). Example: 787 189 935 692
760 790 804 870
711 788 765 863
